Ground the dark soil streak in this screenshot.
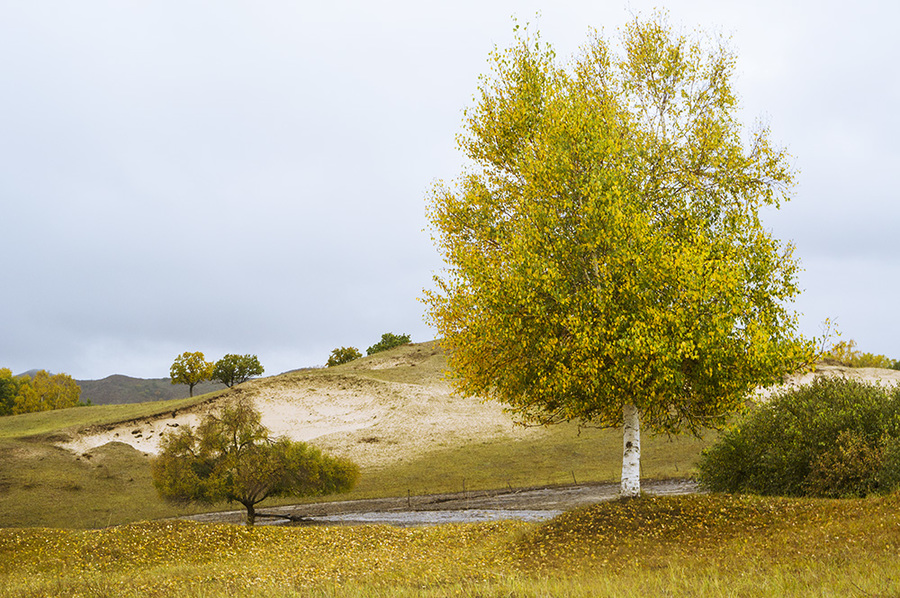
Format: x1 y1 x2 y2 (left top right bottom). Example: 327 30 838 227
180 478 699 526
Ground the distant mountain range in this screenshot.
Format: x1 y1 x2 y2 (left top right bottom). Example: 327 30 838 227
14 369 43 378
75 375 226 405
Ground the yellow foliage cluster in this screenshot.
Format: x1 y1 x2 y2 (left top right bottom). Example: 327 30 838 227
823 339 899 369
0 367 82 416
425 15 813 437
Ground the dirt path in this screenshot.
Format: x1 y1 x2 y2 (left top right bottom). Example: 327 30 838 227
180 478 698 526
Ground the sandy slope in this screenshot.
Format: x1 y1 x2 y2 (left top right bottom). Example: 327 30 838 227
755 363 900 400
59 342 541 468
59 344 900 468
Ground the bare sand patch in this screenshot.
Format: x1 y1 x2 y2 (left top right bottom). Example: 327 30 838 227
60 343 900 469
756 364 900 401
60 412 206 456
58 362 537 468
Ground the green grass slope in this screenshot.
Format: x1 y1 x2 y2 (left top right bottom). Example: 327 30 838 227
0 393 222 527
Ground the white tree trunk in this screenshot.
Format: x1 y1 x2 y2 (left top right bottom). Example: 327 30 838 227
621 403 641 497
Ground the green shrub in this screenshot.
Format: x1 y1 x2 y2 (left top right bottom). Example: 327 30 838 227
698 377 900 497
0 369 18 416
879 436 900 488
802 429 883 498
326 346 362 367
366 332 411 355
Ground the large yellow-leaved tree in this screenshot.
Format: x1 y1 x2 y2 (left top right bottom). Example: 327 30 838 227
424 16 813 496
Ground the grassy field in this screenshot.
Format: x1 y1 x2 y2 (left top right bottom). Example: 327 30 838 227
2 492 898 597
0 346 709 528
348 423 706 499
0 405 707 528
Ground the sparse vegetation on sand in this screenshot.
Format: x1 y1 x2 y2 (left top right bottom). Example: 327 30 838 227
822 339 900 370
2 493 898 597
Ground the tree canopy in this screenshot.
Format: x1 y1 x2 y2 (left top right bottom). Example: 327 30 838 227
0 369 18 416
151 400 359 525
212 354 264 387
169 352 215 397
424 15 812 496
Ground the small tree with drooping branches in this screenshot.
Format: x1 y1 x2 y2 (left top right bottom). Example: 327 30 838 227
151 399 359 525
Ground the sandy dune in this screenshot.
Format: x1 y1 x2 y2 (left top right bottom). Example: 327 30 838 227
59 342 539 468
59 344 900 468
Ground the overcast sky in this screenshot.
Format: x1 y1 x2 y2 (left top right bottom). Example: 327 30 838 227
1 1 897 380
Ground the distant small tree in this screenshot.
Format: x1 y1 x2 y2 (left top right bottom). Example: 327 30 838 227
169 352 214 397
212 354 264 387
151 400 359 525
366 333 411 356
326 346 362 367
12 370 83 414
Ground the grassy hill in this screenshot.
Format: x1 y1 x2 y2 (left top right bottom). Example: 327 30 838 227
0 341 709 529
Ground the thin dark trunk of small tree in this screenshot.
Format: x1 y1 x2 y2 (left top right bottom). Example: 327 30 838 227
244 502 256 526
